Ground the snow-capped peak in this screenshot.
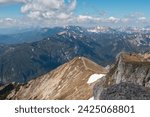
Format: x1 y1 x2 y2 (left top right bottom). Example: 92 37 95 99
87 26 111 33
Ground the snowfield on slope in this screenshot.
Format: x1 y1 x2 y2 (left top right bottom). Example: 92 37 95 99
88 97 94 100
87 74 105 84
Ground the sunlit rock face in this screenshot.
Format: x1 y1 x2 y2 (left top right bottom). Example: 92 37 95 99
5 57 107 100
94 52 150 100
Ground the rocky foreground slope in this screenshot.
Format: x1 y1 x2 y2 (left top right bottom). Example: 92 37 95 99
100 82 150 100
3 57 107 100
94 52 150 100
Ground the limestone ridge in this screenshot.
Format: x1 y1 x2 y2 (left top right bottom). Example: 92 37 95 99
6 57 107 100
108 52 150 86
94 52 150 100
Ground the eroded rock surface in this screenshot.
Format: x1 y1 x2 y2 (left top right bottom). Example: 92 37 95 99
94 52 150 100
100 82 150 100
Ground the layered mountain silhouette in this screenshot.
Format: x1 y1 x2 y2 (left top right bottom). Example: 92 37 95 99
0 26 150 100
0 26 150 84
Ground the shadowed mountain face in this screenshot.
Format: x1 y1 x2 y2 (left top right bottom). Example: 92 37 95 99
0 82 4 87
0 35 107 83
5 57 107 100
0 83 19 100
0 26 150 84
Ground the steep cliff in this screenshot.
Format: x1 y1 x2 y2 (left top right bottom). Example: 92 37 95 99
94 52 150 100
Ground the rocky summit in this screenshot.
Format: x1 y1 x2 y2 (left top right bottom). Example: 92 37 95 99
94 52 150 100
5 57 107 100
100 82 150 100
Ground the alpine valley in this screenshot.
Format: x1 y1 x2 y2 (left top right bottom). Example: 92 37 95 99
0 26 150 100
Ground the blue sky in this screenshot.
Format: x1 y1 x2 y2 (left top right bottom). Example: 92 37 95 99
1 0 150 18
0 0 149 28
75 0 150 17
0 3 23 18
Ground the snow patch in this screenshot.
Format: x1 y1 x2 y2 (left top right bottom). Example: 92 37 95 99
87 26 110 33
58 31 67 35
87 74 105 84
88 29 99 33
73 35 77 39
88 97 94 100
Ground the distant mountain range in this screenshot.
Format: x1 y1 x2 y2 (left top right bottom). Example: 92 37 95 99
0 26 150 44
0 26 150 84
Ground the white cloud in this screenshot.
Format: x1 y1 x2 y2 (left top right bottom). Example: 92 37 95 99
0 0 77 27
0 18 16 23
21 0 76 21
0 18 17 27
76 15 120 24
108 17 119 23
138 17 146 20
125 12 144 19
121 18 130 23
0 0 25 4
0 0 149 27
0 17 39 28
77 15 94 22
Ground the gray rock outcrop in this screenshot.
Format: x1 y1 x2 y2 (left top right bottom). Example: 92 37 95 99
100 82 150 100
94 52 150 100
